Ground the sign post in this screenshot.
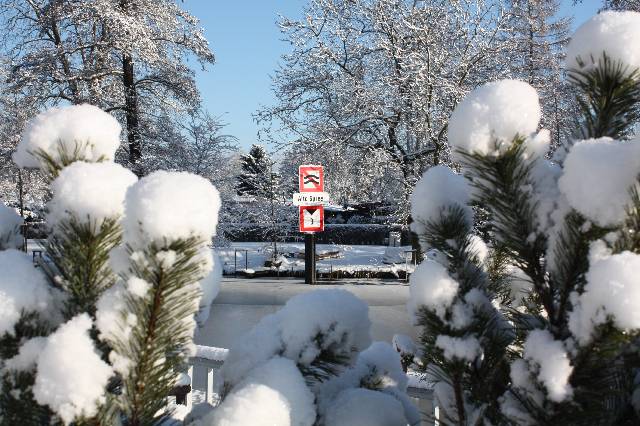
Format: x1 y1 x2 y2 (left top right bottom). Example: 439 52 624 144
295 165 328 284
304 233 316 285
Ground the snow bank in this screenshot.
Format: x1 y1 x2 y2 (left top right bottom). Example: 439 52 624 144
448 80 541 157
33 314 113 425
558 137 640 227
219 289 371 389
522 329 573 402
435 335 481 362
408 260 459 321
324 388 407 426
410 165 472 236
0 249 51 336
566 11 640 74
48 162 137 227
13 104 121 169
569 249 640 345
0 202 22 249
124 171 221 246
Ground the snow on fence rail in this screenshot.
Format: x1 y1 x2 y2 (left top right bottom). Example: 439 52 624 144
182 345 435 421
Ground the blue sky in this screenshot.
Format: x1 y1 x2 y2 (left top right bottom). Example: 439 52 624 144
185 0 602 150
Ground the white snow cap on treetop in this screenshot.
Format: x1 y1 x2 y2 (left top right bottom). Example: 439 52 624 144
410 165 472 236
408 260 459 321
448 80 541 156
558 137 640 227
124 170 221 246
566 11 640 74
0 202 23 249
33 314 113 425
569 247 640 346
0 249 52 336
324 388 408 426
521 329 573 403
48 162 137 227
13 104 121 169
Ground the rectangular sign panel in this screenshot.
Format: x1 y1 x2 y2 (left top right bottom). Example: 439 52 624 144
299 165 324 193
299 205 324 232
293 192 330 206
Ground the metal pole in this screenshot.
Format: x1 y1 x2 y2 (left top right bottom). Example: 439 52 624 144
305 233 316 284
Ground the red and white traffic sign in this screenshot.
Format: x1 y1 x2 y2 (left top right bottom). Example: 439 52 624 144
299 165 324 193
299 205 324 232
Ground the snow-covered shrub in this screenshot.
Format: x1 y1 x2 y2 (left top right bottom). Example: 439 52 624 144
204 290 417 426
408 11 640 425
1 104 222 425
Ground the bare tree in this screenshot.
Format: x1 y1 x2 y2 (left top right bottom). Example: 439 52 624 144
257 0 513 218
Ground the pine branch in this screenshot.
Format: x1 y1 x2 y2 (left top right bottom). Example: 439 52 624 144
32 141 109 180
0 312 54 426
111 237 206 425
44 216 121 319
458 141 552 322
568 53 640 140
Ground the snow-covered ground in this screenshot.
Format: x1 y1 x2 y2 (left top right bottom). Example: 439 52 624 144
217 242 416 276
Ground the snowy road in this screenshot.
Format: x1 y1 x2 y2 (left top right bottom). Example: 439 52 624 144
194 277 418 351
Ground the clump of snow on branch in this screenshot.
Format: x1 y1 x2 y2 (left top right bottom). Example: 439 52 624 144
467 235 489 266
435 335 482 362
558 137 640 227
448 79 541 157
0 202 22 249
48 162 137 227
566 11 640 74
203 383 290 426
520 329 573 403
569 242 640 345
33 314 113 425
3 337 46 371
94 283 140 375
408 260 459 322
123 171 221 246
219 289 371 388
410 165 472 236
13 104 121 169
324 388 408 426
0 249 52 336
205 357 316 426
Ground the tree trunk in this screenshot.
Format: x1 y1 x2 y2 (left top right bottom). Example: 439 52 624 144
123 53 142 176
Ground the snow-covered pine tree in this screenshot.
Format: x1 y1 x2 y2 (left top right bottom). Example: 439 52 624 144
409 10 640 425
236 144 283 256
0 104 222 425
236 144 277 198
